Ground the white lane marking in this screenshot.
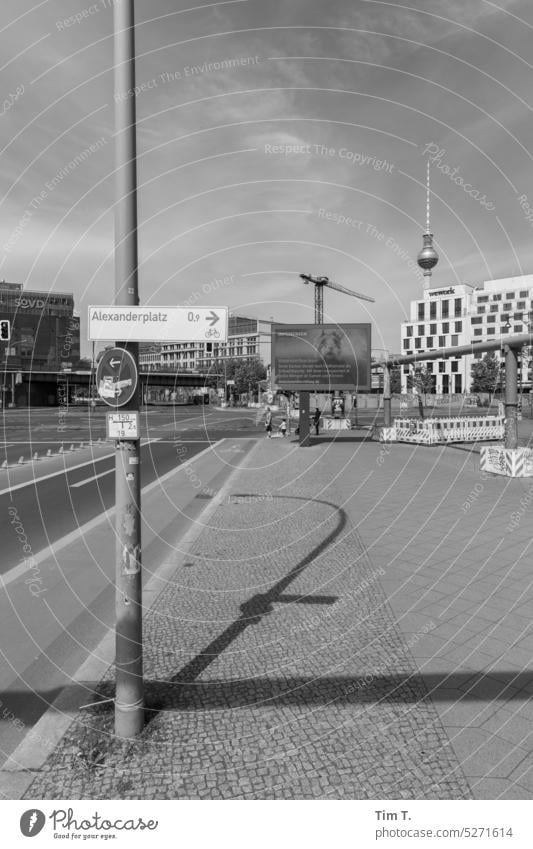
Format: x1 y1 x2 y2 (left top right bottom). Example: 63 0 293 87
0 439 160 497
69 468 115 488
69 437 208 487
0 439 224 589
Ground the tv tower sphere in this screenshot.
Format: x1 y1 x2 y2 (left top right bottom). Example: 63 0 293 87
417 233 439 272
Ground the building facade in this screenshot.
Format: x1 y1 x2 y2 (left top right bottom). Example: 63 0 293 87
469 275 533 390
400 274 533 394
138 342 163 371
400 284 472 394
0 281 80 372
158 314 273 373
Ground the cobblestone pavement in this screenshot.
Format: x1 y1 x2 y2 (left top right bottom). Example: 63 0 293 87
350 439 533 800
24 436 474 799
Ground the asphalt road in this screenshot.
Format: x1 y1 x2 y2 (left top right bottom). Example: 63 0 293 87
0 406 263 763
0 404 264 461
1 439 214 576
0 406 267 573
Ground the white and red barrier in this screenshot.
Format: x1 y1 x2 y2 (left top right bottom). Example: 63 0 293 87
480 445 533 477
376 410 505 445
323 416 351 431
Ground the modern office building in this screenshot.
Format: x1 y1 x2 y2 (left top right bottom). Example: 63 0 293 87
400 275 533 394
469 275 533 390
0 280 80 372
400 284 472 393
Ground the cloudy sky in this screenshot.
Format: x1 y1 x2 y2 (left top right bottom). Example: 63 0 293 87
1 0 533 356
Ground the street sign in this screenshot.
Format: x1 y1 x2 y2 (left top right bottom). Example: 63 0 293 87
107 411 140 439
88 306 228 342
96 347 138 407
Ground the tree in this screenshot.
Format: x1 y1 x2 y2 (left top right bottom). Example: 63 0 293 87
470 352 500 393
232 358 266 394
407 365 434 399
407 365 434 419
203 357 266 395
390 365 402 394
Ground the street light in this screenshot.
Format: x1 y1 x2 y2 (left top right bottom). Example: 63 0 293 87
522 320 533 416
495 316 512 401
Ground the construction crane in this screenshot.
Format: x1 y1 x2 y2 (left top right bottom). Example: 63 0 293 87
299 273 375 324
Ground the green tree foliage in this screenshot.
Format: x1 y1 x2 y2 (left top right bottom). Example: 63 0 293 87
470 352 500 392
232 358 267 394
407 365 434 399
390 365 402 394
203 357 266 394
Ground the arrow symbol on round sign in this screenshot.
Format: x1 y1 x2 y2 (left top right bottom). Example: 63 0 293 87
206 311 219 327
110 358 122 368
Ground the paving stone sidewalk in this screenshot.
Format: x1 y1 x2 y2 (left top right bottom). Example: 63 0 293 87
23 434 533 799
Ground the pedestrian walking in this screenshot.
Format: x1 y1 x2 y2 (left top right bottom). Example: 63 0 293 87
264 407 273 438
279 418 287 437
313 407 321 436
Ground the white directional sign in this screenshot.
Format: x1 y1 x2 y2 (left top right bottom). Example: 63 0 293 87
88 306 228 342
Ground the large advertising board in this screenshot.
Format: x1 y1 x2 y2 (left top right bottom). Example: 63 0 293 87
272 323 371 391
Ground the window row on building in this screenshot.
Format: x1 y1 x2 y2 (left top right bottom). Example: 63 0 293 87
139 315 272 372
400 275 533 394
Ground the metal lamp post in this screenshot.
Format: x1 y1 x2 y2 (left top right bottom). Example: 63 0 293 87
113 0 144 738
374 348 391 427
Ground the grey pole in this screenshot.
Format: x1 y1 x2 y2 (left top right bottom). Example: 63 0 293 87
299 390 311 446
504 345 518 449
113 0 144 738
383 363 392 428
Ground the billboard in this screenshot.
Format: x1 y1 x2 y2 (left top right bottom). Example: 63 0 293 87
272 323 371 391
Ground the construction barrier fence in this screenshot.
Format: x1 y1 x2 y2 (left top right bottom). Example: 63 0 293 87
375 409 505 445
480 446 533 477
323 417 351 431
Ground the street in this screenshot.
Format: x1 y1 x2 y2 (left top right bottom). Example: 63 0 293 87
0 405 262 764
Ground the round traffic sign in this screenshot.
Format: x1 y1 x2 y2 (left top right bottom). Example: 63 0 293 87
96 347 138 408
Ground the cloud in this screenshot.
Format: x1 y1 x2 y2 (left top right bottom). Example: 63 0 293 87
0 0 532 357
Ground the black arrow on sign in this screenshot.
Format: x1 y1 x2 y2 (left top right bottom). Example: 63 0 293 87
206 311 219 327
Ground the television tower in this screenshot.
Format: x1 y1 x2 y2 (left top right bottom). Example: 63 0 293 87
417 159 439 288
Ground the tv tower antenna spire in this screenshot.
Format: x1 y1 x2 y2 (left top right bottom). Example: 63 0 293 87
417 159 439 288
